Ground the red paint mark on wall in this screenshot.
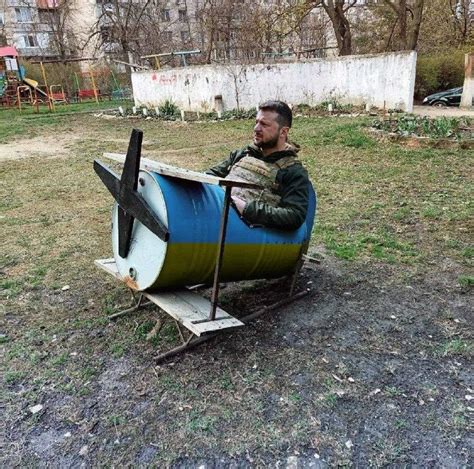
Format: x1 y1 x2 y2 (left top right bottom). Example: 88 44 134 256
158 74 177 86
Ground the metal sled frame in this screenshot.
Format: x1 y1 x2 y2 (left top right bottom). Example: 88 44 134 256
95 257 310 363
94 129 312 362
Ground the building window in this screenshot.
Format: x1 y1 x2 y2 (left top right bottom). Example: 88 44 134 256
161 9 170 21
15 7 33 23
26 35 38 47
100 25 112 42
38 9 59 23
180 30 190 42
19 34 38 48
178 9 187 22
0 12 4 25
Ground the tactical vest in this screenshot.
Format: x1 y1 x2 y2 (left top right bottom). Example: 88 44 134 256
228 155 299 207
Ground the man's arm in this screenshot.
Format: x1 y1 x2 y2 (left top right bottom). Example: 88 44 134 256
242 165 309 230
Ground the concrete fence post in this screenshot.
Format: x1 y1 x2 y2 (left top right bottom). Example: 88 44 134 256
460 53 474 109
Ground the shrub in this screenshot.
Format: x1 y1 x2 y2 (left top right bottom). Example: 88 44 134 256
415 49 467 100
158 99 180 119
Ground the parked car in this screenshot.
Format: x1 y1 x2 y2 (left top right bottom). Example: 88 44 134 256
422 87 463 107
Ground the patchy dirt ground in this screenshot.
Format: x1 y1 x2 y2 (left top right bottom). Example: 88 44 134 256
2 115 472 467
412 105 474 118
0 134 82 162
3 254 473 467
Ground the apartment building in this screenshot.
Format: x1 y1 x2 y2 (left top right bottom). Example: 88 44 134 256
0 0 58 58
1 1 471 65
0 0 334 64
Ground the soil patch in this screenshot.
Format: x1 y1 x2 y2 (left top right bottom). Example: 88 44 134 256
0 134 81 162
412 105 474 118
3 254 472 466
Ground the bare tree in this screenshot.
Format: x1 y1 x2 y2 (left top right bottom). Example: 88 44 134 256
87 0 155 66
300 1 358 56
195 0 240 63
415 0 472 52
34 0 78 60
0 2 7 46
383 0 425 50
320 0 357 55
448 0 473 45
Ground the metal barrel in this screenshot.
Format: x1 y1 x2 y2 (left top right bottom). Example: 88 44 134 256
112 170 317 291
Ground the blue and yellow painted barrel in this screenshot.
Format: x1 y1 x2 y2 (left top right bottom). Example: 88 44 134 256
112 170 316 291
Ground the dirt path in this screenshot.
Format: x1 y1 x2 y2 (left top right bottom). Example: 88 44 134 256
0 132 235 162
412 105 474 118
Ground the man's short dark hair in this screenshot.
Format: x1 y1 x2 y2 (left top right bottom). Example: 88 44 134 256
259 100 292 128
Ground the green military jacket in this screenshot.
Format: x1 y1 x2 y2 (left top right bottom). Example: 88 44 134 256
207 144 309 230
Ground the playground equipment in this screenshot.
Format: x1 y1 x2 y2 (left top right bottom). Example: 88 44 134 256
94 129 317 361
1 49 131 110
74 69 99 103
0 46 25 107
25 57 114 108
0 47 58 110
49 84 67 104
16 85 36 112
74 65 130 102
141 49 201 68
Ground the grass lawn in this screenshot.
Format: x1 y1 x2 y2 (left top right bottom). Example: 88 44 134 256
1 109 472 466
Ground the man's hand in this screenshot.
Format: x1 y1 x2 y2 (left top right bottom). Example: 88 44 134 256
231 196 246 215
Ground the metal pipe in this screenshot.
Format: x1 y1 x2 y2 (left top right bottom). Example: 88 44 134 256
108 299 152 320
209 186 232 320
154 289 311 363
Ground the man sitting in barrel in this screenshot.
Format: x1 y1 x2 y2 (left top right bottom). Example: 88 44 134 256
207 100 309 231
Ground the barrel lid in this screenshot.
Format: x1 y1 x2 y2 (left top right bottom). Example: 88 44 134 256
112 170 168 291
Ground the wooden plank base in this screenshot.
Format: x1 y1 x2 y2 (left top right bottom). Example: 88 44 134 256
95 258 244 336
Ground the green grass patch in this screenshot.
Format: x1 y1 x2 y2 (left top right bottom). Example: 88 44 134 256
458 275 474 287
440 339 473 357
1 278 24 298
5 370 28 385
320 122 375 148
186 410 218 434
51 352 68 367
319 227 418 263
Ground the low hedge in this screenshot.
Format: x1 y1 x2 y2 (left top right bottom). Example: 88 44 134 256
415 49 468 100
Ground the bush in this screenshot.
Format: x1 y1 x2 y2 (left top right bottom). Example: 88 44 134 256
415 49 467 100
158 99 180 119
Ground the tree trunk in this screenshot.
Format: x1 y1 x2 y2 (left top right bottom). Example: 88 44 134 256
398 0 407 49
407 0 424 50
323 0 353 56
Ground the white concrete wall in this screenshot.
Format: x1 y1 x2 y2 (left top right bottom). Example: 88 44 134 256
132 51 417 113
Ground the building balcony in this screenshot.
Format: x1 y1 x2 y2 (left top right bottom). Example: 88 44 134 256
36 0 59 10
16 45 55 57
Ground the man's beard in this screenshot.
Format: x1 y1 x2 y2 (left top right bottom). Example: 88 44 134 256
256 134 279 150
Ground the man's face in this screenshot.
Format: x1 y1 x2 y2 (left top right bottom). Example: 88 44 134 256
253 110 285 149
